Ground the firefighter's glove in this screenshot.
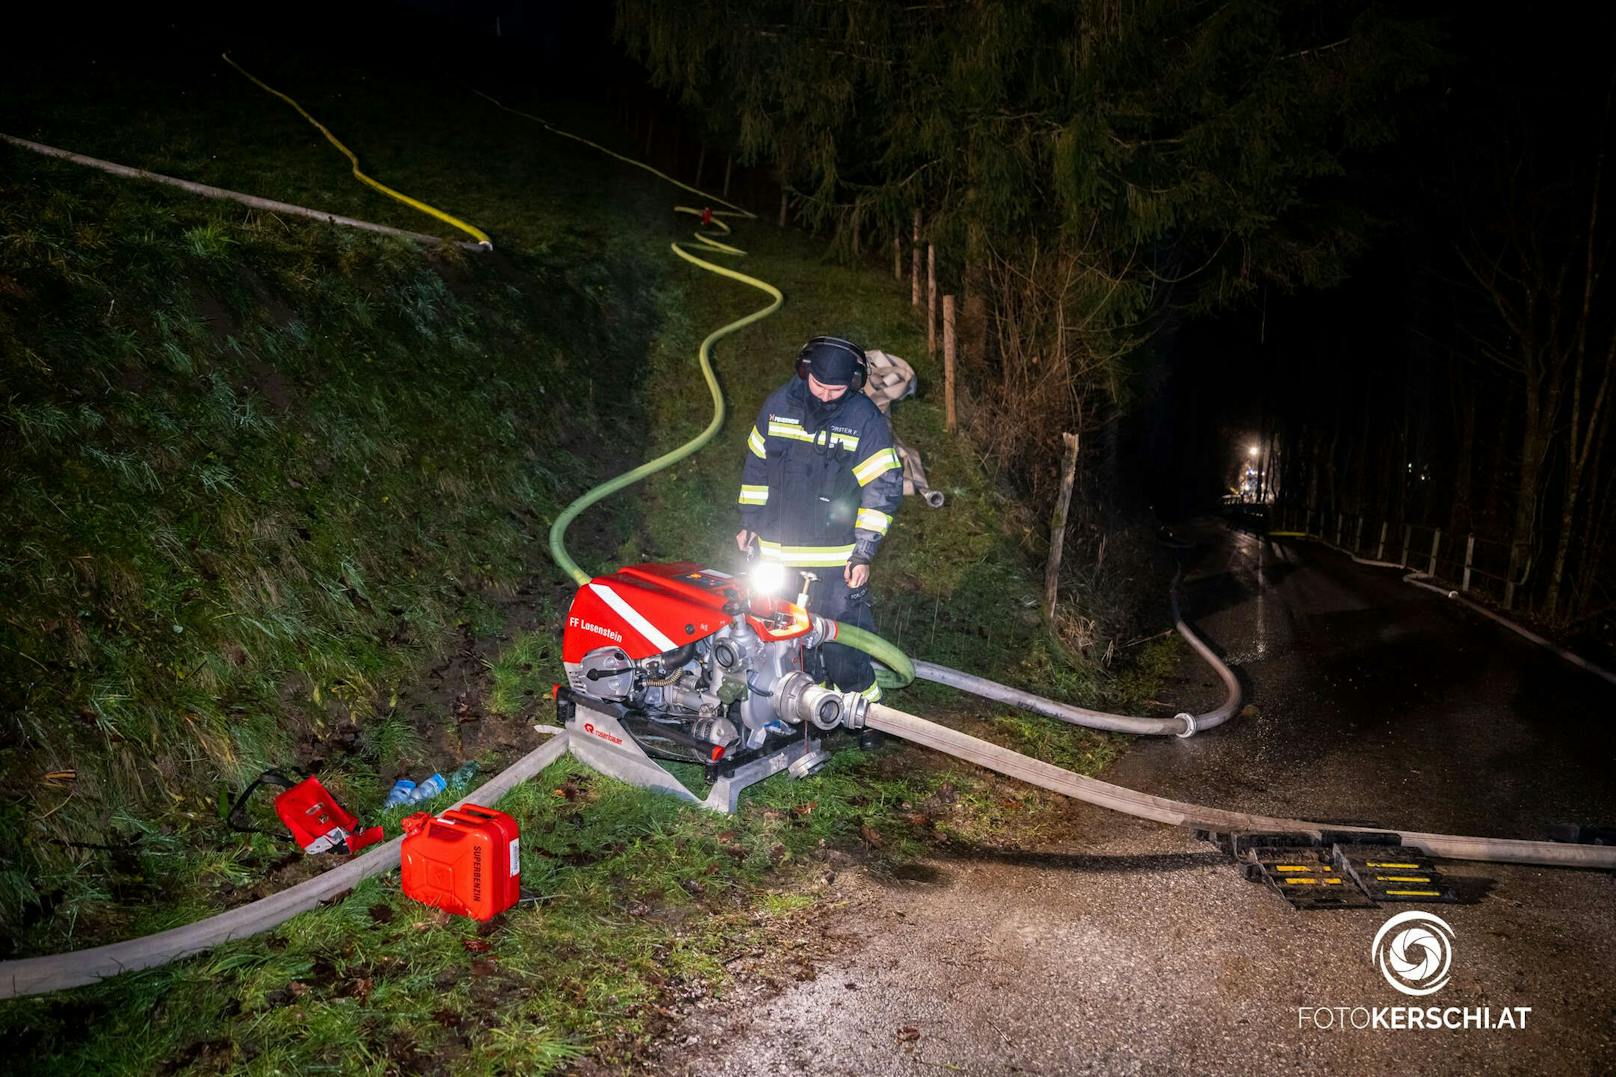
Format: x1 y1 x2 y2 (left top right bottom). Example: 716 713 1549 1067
845 536 879 588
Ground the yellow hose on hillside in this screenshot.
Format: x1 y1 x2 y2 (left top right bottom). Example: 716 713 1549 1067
475 92 920 690
223 53 492 249
471 92 781 586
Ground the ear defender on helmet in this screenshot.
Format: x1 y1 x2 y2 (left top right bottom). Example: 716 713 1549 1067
795 336 868 393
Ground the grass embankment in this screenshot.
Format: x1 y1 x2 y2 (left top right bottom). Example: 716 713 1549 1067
1 46 1181 1073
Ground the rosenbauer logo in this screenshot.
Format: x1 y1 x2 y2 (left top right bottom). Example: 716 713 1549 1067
582 722 623 746
1373 911 1454 996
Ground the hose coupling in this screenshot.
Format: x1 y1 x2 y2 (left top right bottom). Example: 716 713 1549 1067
773 671 815 726
838 691 869 730
772 672 866 731
1174 712 1198 738
803 614 837 648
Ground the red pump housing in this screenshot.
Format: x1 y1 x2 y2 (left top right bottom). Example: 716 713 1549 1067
562 562 814 664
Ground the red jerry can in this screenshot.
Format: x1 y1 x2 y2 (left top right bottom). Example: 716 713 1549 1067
400 804 521 921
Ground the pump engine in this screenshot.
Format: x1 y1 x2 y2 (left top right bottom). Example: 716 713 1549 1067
560 563 866 783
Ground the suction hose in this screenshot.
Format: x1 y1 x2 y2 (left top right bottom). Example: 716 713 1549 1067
467 92 780 587
486 92 1233 732
826 619 916 690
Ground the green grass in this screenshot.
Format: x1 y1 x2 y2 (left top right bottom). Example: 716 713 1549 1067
2 753 1004 1075
0 36 1179 1073
487 630 557 720
0 92 668 948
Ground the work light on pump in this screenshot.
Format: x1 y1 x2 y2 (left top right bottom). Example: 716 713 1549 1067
749 558 787 597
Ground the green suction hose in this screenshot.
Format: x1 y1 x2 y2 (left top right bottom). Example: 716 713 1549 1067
482 95 915 684
545 208 781 586
831 620 916 690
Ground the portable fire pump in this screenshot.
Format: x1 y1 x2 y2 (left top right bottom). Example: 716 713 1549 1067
557 562 874 811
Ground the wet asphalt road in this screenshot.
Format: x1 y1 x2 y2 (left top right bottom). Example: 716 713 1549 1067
664 521 1616 1075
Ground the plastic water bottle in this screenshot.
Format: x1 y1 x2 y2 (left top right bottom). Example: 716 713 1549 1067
447 761 479 790
405 773 446 803
382 779 416 808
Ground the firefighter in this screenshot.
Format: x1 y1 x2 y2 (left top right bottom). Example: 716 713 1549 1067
735 336 903 742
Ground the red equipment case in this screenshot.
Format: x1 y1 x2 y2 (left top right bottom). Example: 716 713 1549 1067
400 804 521 921
273 776 383 855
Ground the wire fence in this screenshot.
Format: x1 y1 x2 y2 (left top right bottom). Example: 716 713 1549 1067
1261 505 1524 608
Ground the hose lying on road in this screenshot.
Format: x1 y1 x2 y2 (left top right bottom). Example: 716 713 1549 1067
863 701 1616 870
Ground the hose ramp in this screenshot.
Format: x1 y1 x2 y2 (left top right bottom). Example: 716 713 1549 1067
10 689 1612 998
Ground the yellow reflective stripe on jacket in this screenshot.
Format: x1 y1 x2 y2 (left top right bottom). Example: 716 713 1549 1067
756 539 856 567
853 447 901 486
768 420 817 443
738 484 769 506
859 682 883 703
747 427 767 459
766 419 859 452
855 507 891 535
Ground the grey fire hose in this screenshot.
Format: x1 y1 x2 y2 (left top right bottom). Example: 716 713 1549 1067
0 734 571 999
9 678 1613 1000
909 568 1238 738
859 700 1616 869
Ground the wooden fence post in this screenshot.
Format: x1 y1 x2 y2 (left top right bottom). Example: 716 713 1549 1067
1428 529 1442 577
893 236 901 282
1376 521 1388 561
1462 534 1475 592
927 244 937 359
1353 517 1364 554
942 294 957 433
1402 524 1413 567
911 210 922 307
1044 433 1081 620
722 156 733 200
1336 513 1344 547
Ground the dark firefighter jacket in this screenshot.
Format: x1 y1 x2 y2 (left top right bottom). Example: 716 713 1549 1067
737 377 903 568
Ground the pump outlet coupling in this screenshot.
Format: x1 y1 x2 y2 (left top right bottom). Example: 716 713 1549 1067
772 672 869 731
